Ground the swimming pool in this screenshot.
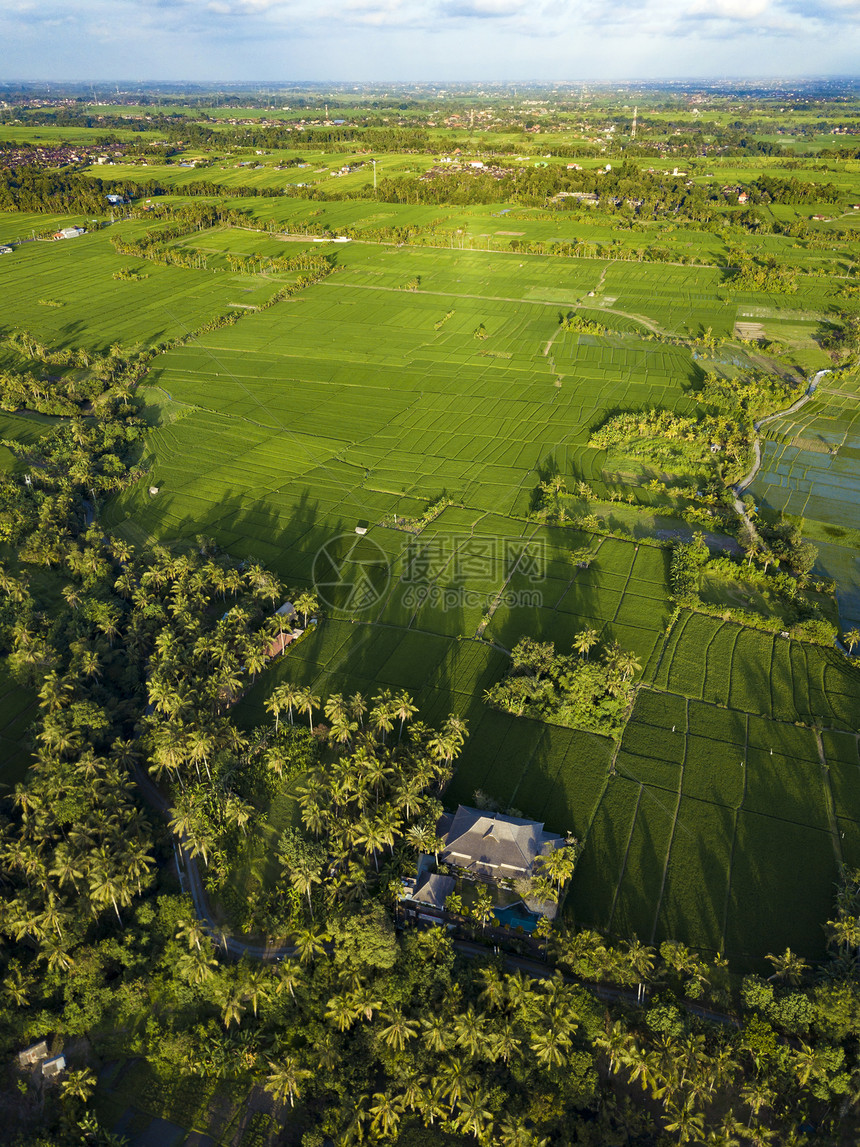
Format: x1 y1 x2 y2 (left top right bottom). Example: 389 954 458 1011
493 903 540 933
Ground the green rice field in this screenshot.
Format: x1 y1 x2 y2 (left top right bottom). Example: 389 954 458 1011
2 182 859 962
567 611 860 962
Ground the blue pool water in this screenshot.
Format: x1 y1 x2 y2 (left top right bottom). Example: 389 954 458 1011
493 903 539 933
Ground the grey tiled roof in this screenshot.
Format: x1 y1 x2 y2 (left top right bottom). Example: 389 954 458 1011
412 872 455 909
439 805 561 880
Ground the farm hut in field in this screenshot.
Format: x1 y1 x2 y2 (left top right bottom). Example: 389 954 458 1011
0 245 12 254
17 1041 48 1069
42 1055 66 1080
54 227 85 240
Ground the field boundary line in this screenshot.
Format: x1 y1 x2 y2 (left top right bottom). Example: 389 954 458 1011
720 807 740 957
553 535 607 617
606 784 643 934
477 522 542 640
507 727 550 809
701 619 730 706
610 541 639 624
647 697 689 946
647 608 686 689
816 729 845 869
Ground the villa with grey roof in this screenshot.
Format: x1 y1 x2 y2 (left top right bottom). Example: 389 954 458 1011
400 805 570 930
437 805 563 884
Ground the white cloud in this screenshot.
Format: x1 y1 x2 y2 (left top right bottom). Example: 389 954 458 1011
688 0 771 16
0 0 858 78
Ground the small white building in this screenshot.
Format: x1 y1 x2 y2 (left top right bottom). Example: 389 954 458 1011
42 1055 66 1079
55 227 85 240
18 1041 48 1069
0 245 12 255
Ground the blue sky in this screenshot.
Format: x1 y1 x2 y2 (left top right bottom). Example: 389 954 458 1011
2 0 858 82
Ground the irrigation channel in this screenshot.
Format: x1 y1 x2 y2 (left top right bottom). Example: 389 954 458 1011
731 368 829 525
133 766 739 1028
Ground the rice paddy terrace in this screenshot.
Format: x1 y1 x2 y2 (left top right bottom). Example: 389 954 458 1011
2 93 860 965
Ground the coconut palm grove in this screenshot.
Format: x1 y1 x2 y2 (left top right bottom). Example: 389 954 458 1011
2 77 860 1145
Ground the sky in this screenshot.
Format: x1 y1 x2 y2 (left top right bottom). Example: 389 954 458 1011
2 0 859 83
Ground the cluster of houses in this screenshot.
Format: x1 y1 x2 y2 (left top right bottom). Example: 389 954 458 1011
422 158 512 182
330 162 364 178
401 805 569 934
52 226 86 240
17 1041 65 1081
0 143 128 168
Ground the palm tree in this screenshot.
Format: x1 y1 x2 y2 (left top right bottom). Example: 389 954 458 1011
221 988 246 1029
393 690 418 739
295 686 319 733
265 1056 310 1109
439 1059 477 1106
88 857 130 924
274 681 299 727
293 924 327 965
489 1021 521 1067
530 1024 571 1069
595 1021 635 1075
453 1005 488 1059
541 844 578 889
355 816 388 872
664 1098 706 1145
324 693 347 726
497 1116 549 1146
60 1068 97 1104
370 692 395 744
454 1086 494 1140
369 1092 402 1138
844 628 860 654
291 861 322 918
275 962 303 1001
573 627 599 659
349 692 367 727
329 713 358 748
419 1079 449 1127
616 649 642 680
470 884 497 935
294 591 318 628
325 993 359 1032
765 947 808 986
378 1008 419 1051
421 1013 450 1054
406 822 441 858
178 947 218 986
